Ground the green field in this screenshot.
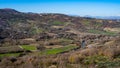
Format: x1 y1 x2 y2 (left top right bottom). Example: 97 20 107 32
40 44 78 55
0 53 20 58
88 29 117 36
0 45 78 57
0 45 37 58
52 21 65 25
21 45 37 51
83 21 90 26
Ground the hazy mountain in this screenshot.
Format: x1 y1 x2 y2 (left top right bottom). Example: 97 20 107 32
84 15 120 20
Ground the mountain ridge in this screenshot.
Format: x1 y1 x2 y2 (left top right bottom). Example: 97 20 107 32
0 8 120 40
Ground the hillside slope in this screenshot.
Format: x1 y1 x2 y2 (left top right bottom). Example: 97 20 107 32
0 9 120 40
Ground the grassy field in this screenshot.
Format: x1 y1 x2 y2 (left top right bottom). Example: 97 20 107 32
83 21 90 26
88 29 118 36
21 45 37 51
52 21 65 25
0 45 37 58
40 44 78 55
30 27 44 35
0 53 20 58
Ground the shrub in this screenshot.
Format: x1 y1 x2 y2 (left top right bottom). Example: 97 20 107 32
36 45 46 51
102 47 120 58
97 61 120 68
83 55 109 65
80 48 98 56
68 54 79 63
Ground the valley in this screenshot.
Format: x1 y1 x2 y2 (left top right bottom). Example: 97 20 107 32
0 9 120 68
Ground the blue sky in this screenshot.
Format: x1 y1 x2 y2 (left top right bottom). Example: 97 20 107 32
0 0 120 16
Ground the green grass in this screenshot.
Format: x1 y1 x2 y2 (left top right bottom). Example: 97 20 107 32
52 21 65 25
40 44 78 55
21 45 37 51
84 55 120 68
88 29 117 36
83 21 90 26
59 38 73 45
59 38 73 42
30 27 44 35
0 53 20 58
93 22 102 27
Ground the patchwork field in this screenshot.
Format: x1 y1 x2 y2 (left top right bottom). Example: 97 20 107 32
88 29 118 36
40 44 78 55
0 8 120 68
0 53 21 58
21 45 37 51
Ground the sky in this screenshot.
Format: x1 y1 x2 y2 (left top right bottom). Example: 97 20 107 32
0 0 120 16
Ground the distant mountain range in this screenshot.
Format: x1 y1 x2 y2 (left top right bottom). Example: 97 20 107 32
83 15 120 20
69 14 120 20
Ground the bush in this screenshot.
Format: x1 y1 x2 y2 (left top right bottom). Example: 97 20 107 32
83 55 109 65
102 47 120 58
36 45 46 51
97 61 120 68
80 48 98 56
68 54 79 63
